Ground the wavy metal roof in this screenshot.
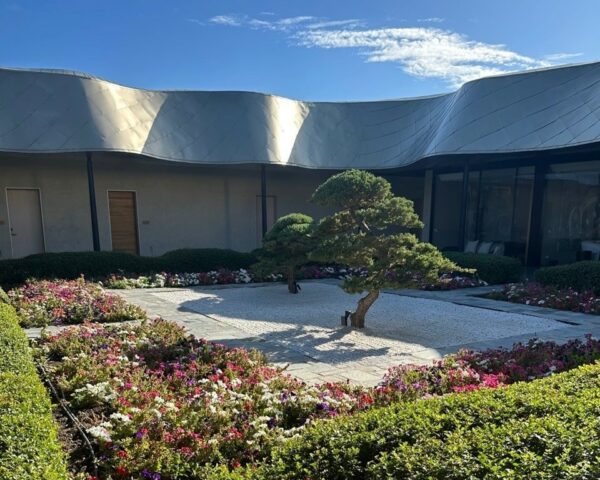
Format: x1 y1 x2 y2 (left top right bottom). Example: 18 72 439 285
1 62 600 169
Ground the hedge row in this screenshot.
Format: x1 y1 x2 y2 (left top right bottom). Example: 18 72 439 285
0 248 257 288
535 261 600 293
444 252 523 284
0 303 68 479
228 361 600 480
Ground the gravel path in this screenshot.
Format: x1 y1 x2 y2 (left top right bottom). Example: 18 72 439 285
150 283 562 365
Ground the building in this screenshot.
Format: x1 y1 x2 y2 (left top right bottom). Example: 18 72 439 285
1 62 600 266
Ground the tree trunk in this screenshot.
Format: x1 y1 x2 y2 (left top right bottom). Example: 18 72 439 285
350 290 379 328
287 266 298 294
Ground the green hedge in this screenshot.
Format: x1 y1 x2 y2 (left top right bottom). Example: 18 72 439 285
158 248 256 273
0 287 8 304
0 303 68 479
535 261 600 293
0 249 257 288
244 361 600 480
444 252 522 284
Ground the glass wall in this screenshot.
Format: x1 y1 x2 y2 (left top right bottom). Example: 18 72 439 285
465 167 533 262
432 166 533 261
540 161 600 265
432 172 463 250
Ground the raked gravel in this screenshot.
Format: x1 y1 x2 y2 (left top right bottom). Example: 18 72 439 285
150 283 563 364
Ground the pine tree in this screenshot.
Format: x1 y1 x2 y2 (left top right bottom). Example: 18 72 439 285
311 169 462 328
254 213 314 294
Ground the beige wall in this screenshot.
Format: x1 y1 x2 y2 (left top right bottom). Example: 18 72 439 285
0 154 340 259
0 155 93 259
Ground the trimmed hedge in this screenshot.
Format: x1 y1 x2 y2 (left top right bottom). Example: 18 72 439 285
444 252 522 284
158 248 256 273
0 249 257 288
245 361 600 479
0 303 68 479
535 261 600 293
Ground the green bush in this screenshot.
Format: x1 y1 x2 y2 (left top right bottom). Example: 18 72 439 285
0 287 8 304
444 252 522 284
251 362 600 479
0 303 68 479
535 261 600 293
157 248 256 273
0 248 258 288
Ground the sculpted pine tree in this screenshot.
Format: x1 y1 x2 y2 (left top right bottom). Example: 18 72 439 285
254 213 314 294
310 169 461 328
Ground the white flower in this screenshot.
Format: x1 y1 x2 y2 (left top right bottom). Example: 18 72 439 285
109 412 131 423
87 425 112 442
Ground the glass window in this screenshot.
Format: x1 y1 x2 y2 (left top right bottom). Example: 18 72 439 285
464 166 533 262
432 172 463 250
541 161 600 265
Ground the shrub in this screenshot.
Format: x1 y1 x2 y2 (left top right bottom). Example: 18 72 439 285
444 252 522 284
37 317 600 478
0 287 8 304
256 362 600 479
0 249 258 288
488 282 600 314
157 248 257 273
0 303 68 479
535 261 600 293
8 278 147 327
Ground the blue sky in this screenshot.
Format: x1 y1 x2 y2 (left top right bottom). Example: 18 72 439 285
1 0 599 101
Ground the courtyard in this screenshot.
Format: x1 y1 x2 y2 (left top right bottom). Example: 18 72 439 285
116 281 597 385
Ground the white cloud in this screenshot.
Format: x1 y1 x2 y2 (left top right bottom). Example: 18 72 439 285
544 52 583 61
417 17 445 23
305 19 363 30
209 15 242 26
297 27 551 87
204 14 581 87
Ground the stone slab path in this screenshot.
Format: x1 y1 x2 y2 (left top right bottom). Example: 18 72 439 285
113 281 600 386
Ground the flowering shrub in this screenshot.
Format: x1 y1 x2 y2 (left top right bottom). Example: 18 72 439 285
103 266 477 292
8 278 147 327
420 273 486 291
36 320 600 478
488 282 600 315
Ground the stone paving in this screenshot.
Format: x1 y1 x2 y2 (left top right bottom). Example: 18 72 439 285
112 281 600 386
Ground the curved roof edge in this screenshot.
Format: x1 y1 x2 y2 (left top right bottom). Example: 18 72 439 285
1 61 599 170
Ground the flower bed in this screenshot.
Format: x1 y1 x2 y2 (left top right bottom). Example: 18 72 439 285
8 278 147 327
487 282 600 315
36 319 600 478
102 266 481 291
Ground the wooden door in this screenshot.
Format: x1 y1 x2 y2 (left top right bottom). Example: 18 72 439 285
108 191 139 254
6 188 45 258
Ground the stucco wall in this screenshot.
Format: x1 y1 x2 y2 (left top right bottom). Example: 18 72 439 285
0 154 93 259
0 154 348 258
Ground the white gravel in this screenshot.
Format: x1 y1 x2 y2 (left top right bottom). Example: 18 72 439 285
151 283 562 364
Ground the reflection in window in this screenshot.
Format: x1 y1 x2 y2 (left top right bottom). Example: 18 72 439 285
541 161 600 265
465 167 533 262
432 172 463 250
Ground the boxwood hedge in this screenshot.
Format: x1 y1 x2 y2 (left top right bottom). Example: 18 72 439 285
535 261 600 293
0 248 257 288
218 361 600 479
0 303 68 479
444 252 523 284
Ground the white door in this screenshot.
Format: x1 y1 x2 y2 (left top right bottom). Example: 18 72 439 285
7 189 45 258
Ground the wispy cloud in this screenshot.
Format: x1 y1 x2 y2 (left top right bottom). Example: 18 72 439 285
297 27 550 86
544 52 583 61
417 17 445 23
203 13 583 87
209 15 242 26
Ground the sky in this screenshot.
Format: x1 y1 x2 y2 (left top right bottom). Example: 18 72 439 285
1 0 599 101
